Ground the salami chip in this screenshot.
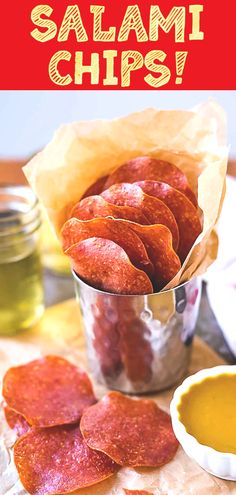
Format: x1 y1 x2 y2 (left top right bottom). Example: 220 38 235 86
103 156 197 207
123 491 154 495
67 238 153 295
136 180 202 261
14 425 119 495
102 183 179 251
81 175 108 199
117 221 180 290
2 356 96 427
61 217 154 278
70 195 150 225
80 391 179 467
4 406 30 437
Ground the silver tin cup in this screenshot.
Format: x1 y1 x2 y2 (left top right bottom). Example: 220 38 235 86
73 272 202 394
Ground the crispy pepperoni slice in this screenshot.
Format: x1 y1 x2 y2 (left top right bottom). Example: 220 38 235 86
81 175 108 199
116 221 181 290
101 183 179 252
80 391 178 467
67 238 153 295
14 425 119 495
135 181 202 261
4 406 30 437
70 195 150 225
2 356 96 427
103 156 197 207
61 217 154 278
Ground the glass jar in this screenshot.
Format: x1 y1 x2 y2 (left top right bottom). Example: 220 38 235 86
0 185 44 336
41 209 71 276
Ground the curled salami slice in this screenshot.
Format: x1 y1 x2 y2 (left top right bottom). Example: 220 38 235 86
101 183 179 251
2 356 96 427
135 180 202 261
117 221 181 290
67 238 153 295
81 175 108 199
80 391 178 467
14 425 119 495
4 406 30 437
70 195 150 225
61 217 154 278
103 156 197 207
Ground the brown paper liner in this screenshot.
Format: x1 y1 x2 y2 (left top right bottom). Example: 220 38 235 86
24 100 228 290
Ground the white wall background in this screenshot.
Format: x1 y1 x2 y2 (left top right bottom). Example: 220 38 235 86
0 90 235 158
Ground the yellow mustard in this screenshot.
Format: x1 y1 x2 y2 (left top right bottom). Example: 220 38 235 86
178 373 236 454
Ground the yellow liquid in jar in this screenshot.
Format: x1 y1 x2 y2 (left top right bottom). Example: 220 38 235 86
0 248 44 336
41 212 71 276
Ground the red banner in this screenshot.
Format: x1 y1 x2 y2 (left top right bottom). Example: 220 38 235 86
0 0 235 90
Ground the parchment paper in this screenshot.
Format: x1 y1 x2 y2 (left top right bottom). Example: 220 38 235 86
0 300 235 495
24 100 228 288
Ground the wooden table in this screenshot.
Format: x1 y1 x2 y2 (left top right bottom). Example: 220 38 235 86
0 300 235 495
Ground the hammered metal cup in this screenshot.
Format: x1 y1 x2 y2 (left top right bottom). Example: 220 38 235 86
73 272 202 394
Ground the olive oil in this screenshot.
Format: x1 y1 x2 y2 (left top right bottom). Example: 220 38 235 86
0 185 44 335
41 211 71 275
0 249 44 335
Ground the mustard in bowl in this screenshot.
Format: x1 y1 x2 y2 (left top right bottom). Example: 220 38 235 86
170 365 236 480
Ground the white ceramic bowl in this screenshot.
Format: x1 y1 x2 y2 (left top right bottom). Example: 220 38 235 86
170 365 236 481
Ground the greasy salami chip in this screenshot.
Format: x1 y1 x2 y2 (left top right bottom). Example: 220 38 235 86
67 238 153 295
102 183 179 251
61 217 154 278
81 175 108 199
136 180 202 261
80 391 179 467
124 491 154 495
70 195 150 225
2 356 96 427
14 425 119 495
103 156 197 207
118 221 181 289
4 406 30 437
